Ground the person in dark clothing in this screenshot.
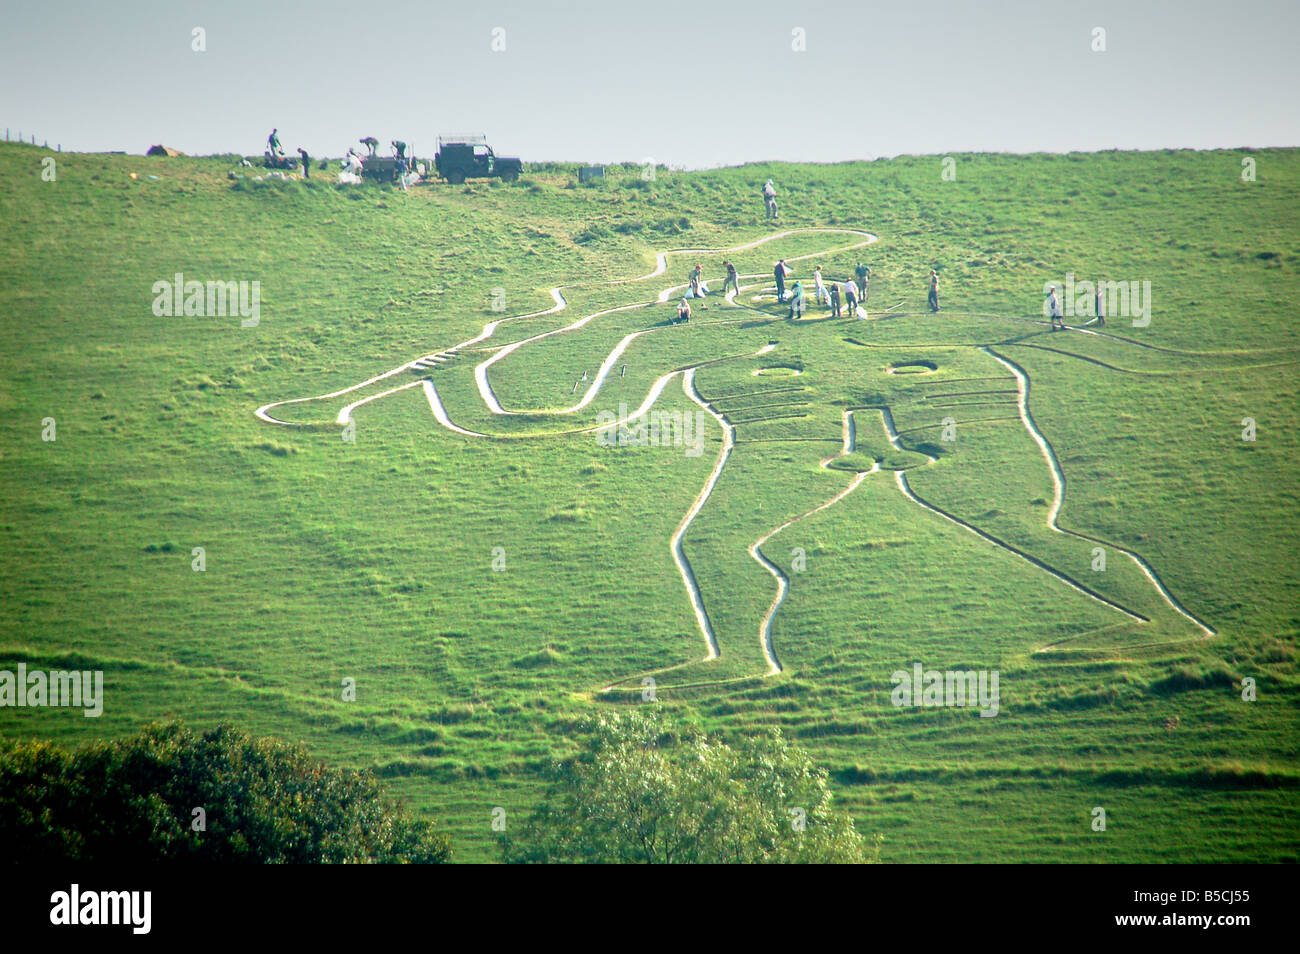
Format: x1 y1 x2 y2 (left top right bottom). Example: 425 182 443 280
774 260 789 302
928 269 940 312
297 147 310 179
392 140 407 159
360 136 379 157
723 261 740 297
830 282 841 318
267 128 282 156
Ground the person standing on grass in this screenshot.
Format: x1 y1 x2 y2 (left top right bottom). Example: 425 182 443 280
856 265 871 319
1047 285 1066 330
928 269 940 312
774 260 789 302
723 261 740 298
830 282 841 318
787 281 806 320
855 263 870 299
844 279 859 317
692 263 709 296
267 128 282 157
763 179 777 220
1094 282 1106 326
813 265 827 304
297 147 310 179
396 155 409 191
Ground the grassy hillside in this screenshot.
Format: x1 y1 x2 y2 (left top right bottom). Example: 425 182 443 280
1 142 1297 862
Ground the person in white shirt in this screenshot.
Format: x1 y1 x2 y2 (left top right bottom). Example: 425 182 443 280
813 265 827 304
762 179 777 219
1047 286 1066 330
843 280 858 316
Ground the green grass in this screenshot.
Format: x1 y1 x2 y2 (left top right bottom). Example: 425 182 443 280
1 143 1297 862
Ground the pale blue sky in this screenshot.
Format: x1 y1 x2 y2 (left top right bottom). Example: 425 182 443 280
1 0 1297 165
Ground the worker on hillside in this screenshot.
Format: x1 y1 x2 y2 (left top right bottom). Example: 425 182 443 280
763 179 778 219
813 265 827 304
787 281 806 320
774 259 790 302
1047 285 1066 330
267 128 282 157
844 279 859 317
829 281 842 318
855 265 871 319
689 264 709 297
1094 282 1106 326
392 140 407 159
297 147 310 179
360 136 379 157
675 298 692 324
723 261 740 298
928 269 941 313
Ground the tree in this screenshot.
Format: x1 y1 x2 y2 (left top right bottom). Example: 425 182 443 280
0 721 449 863
501 711 877 863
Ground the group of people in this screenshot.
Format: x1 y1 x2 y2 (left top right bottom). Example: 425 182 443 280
672 258 1108 332
268 129 416 183
265 128 315 178
671 256 949 324
782 261 875 320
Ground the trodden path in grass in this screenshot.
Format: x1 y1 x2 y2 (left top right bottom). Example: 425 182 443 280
746 410 880 677
984 346 1216 639
254 227 878 428
256 225 1230 694
254 228 878 696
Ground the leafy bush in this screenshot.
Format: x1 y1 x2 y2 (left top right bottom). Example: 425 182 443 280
500 711 876 863
0 722 450 863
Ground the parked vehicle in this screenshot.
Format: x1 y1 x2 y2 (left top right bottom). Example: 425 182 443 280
434 135 521 184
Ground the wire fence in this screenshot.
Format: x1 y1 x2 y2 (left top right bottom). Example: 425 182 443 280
4 129 61 150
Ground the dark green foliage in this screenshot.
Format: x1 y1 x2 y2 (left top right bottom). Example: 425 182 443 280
500 711 876 863
0 722 450 863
